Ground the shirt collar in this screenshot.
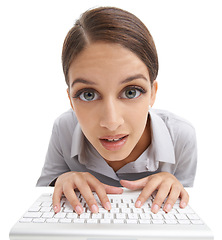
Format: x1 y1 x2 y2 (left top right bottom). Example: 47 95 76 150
148 110 175 164
71 122 84 158
70 109 175 172
70 124 119 180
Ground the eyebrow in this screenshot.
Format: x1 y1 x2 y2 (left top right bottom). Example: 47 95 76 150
120 74 148 84
71 78 97 88
70 74 148 88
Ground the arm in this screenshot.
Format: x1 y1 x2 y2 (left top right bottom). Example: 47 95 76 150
36 123 71 186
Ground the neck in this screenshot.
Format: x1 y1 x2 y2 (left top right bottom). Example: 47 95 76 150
105 118 151 172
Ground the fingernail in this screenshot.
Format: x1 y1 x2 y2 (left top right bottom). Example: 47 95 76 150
53 205 59 213
91 204 99 213
180 201 187 208
152 204 159 213
75 205 83 214
135 200 142 208
104 202 111 210
165 203 172 212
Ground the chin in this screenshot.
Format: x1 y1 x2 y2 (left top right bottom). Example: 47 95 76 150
101 150 131 162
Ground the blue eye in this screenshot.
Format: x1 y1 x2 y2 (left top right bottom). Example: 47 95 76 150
78 90 100 102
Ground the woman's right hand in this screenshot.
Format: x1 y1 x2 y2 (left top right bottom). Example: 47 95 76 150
52 171 123 214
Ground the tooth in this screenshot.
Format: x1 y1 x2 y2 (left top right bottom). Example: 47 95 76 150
107 138 119 142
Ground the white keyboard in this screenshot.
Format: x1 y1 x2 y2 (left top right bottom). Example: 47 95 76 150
19 192 203 225
10 190 214 240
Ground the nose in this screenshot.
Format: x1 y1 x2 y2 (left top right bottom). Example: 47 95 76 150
99 98 124 131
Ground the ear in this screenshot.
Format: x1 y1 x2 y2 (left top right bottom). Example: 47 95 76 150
150 80 158 107
67 88 75 111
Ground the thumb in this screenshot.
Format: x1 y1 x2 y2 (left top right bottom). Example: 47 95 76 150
103 184 123 194
120 177 149 190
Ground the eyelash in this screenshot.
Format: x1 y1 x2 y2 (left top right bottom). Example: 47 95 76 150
72 86 147 102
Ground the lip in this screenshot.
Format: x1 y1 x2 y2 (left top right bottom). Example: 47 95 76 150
99 134 128 151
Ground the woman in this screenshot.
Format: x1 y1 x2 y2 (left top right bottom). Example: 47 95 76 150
37 7 197 215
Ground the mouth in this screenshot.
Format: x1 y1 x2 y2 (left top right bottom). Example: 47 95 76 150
99 135 128 151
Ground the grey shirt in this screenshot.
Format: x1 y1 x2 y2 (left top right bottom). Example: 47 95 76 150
36 109 197 187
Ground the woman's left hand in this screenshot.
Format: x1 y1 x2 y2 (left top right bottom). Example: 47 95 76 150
120 172 189 214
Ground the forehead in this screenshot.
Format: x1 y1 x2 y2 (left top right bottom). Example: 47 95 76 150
68 42 150 82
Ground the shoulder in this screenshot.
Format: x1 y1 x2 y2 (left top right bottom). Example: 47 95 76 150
52 108 78 135
151 109 196 144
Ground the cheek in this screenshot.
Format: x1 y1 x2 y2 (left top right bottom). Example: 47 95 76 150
73 103 98 136
123 101 149 131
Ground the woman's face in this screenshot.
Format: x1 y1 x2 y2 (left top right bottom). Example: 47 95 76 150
68 43 157 162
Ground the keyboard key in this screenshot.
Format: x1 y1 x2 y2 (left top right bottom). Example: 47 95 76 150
165 220 178 224
79 213 90 219
152 220 164 224
110 208 120 213
33 218 45 223
54 213 66 219
151 213 163 220
177 207 194 214
66 213 78 219
100 219 111 224
40 207 52 212
143 208 152 214
19 218 33 223
116 213 126 219
127 213 138 219
139 213 151 220
24 212 42 218
187 214 200 220
122 198 132 204
98 208 108 213
86 219 98 224
139 219 151 224
63 208 74 213
28 206 41 212
59 219 72 223
104 212 114 219
91 213 102 219
164 214 176 220
178 220 191 225
73 219 85 223
121 208 131 214
41 202 52 207
175 214 188 220
46 218 59 223
113 219 125 224
132 208 143 214
32 201 42 207
126 219 138 224
191 220 204 225
42 212 54 218
117 203 127 208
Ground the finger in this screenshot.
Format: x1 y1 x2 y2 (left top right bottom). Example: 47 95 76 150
103 184 123 194
163 183 181 213
52 185 63 213
135 177 160 208
62 182 84 215
179 188 189 208
120 177 148 190
75 175 99 213
92 183 123 210
92 184 112 211
152 182 172 213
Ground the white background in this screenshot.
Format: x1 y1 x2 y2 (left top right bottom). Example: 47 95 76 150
1 0 221 239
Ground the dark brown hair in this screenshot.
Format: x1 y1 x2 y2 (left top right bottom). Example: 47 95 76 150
62 7 158 86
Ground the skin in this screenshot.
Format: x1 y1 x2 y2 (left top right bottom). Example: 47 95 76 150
53 42 189 215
